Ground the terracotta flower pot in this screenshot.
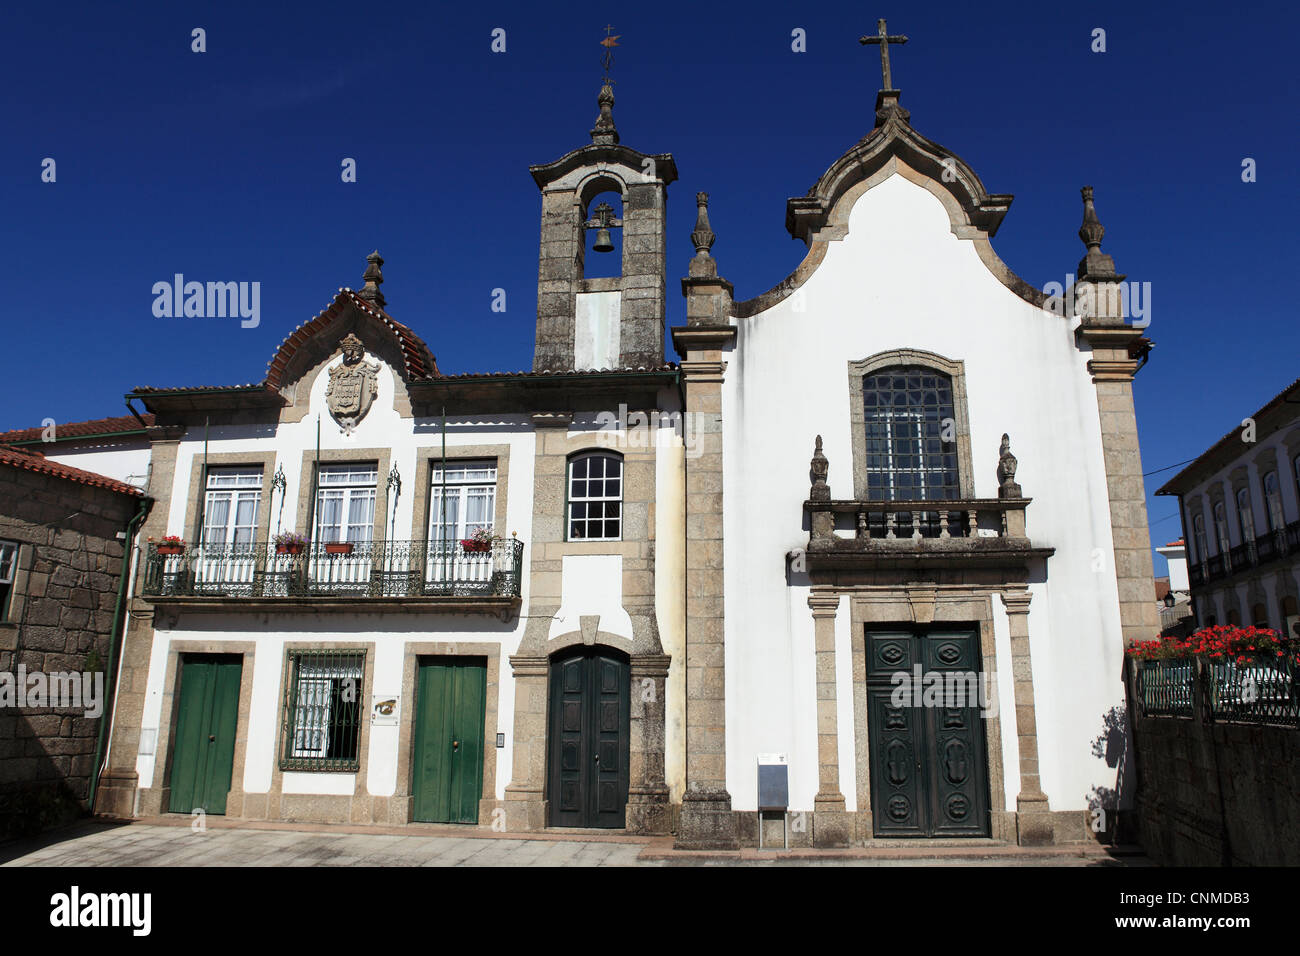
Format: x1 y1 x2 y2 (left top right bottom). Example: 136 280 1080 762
324 542 354 555
156 545 185 556
460 539 491 553
276 544 305 555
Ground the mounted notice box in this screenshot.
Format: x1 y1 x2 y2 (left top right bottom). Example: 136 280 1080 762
757 753 788 811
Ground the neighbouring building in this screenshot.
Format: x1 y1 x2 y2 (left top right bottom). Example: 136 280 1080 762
1155 539 1193 636
0 442 148 839
0 414 153 491
1156 377 1300 639
5 31 1160 847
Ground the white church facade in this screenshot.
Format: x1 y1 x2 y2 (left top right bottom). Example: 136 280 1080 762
45 41 1158 848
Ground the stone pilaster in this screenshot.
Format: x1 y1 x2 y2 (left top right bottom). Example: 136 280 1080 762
672 196 739 848
1001 589 1052 845
503 654 549 832
618 182 667 369
95 428 182 819
1072 186 1160 649
808 591 850 847
534 190 582 372
673 343 736 847
626 654 672 834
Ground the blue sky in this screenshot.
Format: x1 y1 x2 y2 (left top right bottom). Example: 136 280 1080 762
4 0 1297 571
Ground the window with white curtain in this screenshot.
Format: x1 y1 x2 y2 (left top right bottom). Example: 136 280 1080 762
203 467 263 549
428 460 497 547
316 464 377 544
282 650 365 769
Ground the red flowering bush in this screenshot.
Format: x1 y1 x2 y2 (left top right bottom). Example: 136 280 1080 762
1126 625 1297 665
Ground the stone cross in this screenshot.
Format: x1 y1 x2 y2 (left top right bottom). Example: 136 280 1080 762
859 18 908 92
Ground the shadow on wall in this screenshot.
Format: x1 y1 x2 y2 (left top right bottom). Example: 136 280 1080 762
0 709 100 842
1086 703 1139 845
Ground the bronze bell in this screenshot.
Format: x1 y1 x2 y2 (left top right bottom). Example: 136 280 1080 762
592 227 614 253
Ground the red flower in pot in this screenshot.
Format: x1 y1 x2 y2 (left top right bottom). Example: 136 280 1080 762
156 536 186 555
460 529 498 553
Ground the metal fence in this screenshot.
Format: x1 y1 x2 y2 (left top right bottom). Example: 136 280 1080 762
1135 659 1194 717
1205 653 1299 726
1134 650 1299 727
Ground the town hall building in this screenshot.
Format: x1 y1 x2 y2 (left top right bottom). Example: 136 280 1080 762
13 26 1159 847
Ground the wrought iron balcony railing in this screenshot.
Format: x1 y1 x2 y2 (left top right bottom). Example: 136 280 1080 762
142 538 524 600
1189 519 1300 589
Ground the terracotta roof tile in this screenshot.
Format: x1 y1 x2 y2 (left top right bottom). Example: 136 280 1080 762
0 413 154 444
128 384 268 394
421 364 678 381
264 290 439 388
0 444 145 497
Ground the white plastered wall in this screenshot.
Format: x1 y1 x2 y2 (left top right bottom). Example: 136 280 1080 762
722 173 1125 815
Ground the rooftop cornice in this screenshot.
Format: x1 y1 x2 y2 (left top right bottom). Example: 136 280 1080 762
785 112 1013 243
529 142 678 190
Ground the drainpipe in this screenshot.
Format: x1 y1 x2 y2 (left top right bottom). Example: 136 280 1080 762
87 496 150 812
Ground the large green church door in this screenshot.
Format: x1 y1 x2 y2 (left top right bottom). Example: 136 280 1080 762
866 628 991 837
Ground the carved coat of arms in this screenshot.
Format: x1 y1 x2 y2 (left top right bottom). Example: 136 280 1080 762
325 333 379 434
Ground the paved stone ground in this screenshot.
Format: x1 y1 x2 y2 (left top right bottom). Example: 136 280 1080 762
0 821 1148 867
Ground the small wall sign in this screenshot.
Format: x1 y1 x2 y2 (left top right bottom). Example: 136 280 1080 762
371 694 400 726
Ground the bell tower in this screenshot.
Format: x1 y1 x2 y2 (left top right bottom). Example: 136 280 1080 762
528 51 677 372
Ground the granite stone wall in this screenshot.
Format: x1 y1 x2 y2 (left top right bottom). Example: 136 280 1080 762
0 465 140 840
1127 663 1300 866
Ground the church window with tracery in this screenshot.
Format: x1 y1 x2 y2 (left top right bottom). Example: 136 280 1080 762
861 367 960 501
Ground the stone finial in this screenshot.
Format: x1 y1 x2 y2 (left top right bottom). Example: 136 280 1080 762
810 435 830 501
1078 186 1104 250
356 250 386 308
590 83 619 145
686 191 720 283
691 193 716 258
997 433 1022 498
1075 186 1119 281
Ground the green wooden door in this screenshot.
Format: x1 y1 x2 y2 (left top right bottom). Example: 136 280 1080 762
547 648 630 828
412 657 487 824
866 628 990 837
168 655 242 815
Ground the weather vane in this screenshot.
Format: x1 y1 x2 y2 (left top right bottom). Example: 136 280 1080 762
600 24 620 85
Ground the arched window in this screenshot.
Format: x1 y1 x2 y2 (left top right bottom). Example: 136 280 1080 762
1213 501 1230 553
1192 513 1208 563
1236 487 1256 544
861 366 959 501
567 452 623 541
1263 471 1284 533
